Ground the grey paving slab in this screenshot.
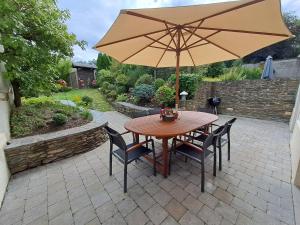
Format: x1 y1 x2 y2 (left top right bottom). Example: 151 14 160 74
0 112 298 225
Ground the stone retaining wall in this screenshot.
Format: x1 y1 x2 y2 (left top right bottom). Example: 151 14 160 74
114 102 152 118
186 79 299 122
4 122 108 174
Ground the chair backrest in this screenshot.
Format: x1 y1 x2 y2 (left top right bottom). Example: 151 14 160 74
203 125 226 149
104 126 127 150
225 118 237 133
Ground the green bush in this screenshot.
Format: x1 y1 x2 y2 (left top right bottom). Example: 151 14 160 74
135 74 153 86
80 110 93 120
167 73 202 99
133 84 155 103
116 94 128 102
107 90 117 100
59 86 72 92
155 85 175 107
219 67 246 81
116 74 129 86
97 69 115 86
243 67 262 80
116 85 127 94
154 78 165 90
206 62 225 77
52 113 68 125
81 96 93 105
23 96 55 106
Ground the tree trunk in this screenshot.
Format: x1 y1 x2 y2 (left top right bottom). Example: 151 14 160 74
11 80 22 107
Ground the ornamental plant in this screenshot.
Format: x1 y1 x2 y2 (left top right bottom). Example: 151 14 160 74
155 85 175 107
133 84 155 103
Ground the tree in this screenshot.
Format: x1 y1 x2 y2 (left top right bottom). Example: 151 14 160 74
0 0 85 106
56 58 72 81
244 12 300 63
96 53 111 71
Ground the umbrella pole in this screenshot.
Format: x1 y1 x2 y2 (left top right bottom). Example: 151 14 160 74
175 50 180 107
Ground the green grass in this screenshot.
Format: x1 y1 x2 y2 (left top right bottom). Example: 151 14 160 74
51 89 113 111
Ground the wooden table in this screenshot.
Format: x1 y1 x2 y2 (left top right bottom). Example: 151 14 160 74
124 111 218 177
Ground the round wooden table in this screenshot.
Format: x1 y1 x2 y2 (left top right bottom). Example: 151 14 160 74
124 111 218 177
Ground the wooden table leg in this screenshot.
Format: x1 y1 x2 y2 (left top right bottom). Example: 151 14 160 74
162 138 169 178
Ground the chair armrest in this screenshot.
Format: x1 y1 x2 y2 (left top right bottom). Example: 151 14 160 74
173 138 204 153
120 130 131 136
126 139 154 153
211 123 220 127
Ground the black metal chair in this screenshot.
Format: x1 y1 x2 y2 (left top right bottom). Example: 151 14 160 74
193 118 237 170
104 126 156 193
169 128 223 192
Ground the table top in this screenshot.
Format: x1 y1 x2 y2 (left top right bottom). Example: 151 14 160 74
124 111 218 138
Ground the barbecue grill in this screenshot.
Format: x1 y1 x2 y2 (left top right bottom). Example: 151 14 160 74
207 97 221 115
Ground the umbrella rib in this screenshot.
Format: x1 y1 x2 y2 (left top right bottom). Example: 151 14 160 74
122 10 177 27
184 26 290 37
185 42 210 50
149 45 174 51
156 30 178 67
95 28 169 48
180 29 196 67
165 23 178 49
183 0 265 26
183 27 240 58
181 20 204 49
145 35 176 50
121 31 170 63
184 31 220 49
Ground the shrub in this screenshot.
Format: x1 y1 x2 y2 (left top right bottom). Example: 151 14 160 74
81 96 93 106
97 69 115 86
72 95 82 104
135 74 153 86
243 67 262 80
154 78 165 90
59 86 72 92
219 67 246 81
52 113 68 125
23 96 55 106
133 84 155 103
80 110 93 120
206 62 225 77
116 85 127 94
116 74 129 86
116 94 128 102
167 73 202 98
155 85 175 107
107 90 117 100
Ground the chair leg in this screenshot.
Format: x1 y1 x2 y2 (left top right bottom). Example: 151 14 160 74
218 144 222 171
169 150 172 175
109 153 112 176
213 145 216 177
124 163 127 193
184 156 188 163
201 152 205 192
227 135 231 161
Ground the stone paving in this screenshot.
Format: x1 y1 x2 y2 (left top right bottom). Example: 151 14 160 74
0 111 297 225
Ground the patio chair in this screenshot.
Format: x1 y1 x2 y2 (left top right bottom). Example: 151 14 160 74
193 118 237 170
104 126 156 193
169 127 223 192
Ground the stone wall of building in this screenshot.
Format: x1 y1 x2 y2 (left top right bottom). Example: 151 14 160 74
186 79 299 122
4 122 108 174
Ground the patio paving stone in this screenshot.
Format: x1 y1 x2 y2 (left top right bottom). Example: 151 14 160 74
0 111 298 225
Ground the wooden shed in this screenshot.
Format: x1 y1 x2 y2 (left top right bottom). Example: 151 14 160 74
69 63 97 88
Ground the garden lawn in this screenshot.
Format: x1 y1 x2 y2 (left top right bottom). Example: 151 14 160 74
52 89 113 111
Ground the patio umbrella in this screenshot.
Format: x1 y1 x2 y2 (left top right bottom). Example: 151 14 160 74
94 0 293 104
261 55 274 79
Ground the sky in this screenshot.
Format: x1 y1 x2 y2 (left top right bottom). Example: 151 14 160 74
57 0 300 62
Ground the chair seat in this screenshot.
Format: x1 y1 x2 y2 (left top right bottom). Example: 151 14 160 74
174 143 214 163
112 143 152 163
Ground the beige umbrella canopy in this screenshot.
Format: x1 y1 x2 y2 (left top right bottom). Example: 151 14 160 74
94 0 293 104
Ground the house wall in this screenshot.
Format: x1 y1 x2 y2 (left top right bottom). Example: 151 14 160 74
0 44 11 206
244 57 300 80
186 79 299 122
290 82 300 186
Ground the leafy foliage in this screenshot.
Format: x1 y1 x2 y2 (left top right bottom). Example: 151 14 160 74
133 84 155 103
116 94 129 102
0 0 85 106
168 73 202 99
135 74 154 86
154 78 165 90
206 62 225 77
81 96 93 106
96 53 111 71
155 85 175 107
56 59 72 81
53 113 68 125
219 67 246 81
116 74 129 86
